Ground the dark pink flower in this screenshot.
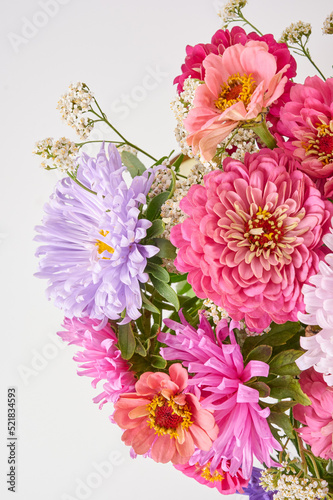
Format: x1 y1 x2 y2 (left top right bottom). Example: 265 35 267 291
170 149 333 331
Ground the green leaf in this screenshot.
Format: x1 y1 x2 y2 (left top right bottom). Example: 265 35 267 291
151 355 167 369
118 323 136 360
150 275 180 310
268 376 311 406
152 238 177 260
242 321 301 358
245 345 273 364
121 151 146 177
270 400 298 413
268 411 295 439
171 153 184 172
168 168 177 198
135 337 147 357
269 349 303 376
169 273 188 283
146 219 165 239
146 262 170 283
146 192 170 221
246 380 271 398
141 293 160 315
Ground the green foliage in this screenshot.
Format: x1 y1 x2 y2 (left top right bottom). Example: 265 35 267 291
117 323 136 360
268 411 295 439
150 275 180 310
152 238 177 259
121 151 146 177
146 219 165 239
269 349 303 376
267 375 311 406
146 192 170 221
244 345 272 363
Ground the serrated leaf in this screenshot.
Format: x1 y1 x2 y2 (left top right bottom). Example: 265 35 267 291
268 411 295 439
146 192 170 221
246 381 271 398
146 262 170 283
150 275 180 310
146 219 165 239
118 323 136 360
121 151 146 177
151 355 167 369
152 238 177 259
268 376 311 406
245 345 272 364
141 293 160 315
135 337 147 357
269 349 303 376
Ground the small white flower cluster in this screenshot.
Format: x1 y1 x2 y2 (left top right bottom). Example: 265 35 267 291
203 299 230 324
149 167 173 199
57 82 94 139
171 78 201 158
260 465 329 500
117 145 138 156
225 127 258 161
279 21 312 45
218 0 247 26
33 137 79 173
323 12 333 35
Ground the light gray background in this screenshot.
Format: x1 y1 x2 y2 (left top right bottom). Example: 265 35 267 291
1 1 332 499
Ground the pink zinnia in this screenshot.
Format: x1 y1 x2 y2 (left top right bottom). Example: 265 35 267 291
184 41 289 161
58 317 136 405
113 364 218 464
160 313 281 478
278 76 333 196
171 148 333 331
174 452 248 495
293 368 333 460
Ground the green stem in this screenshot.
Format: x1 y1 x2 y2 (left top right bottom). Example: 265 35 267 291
295 431 308 474
293 41 326 80
67 171 97 195
303 450 321 479
250 120 277 149
76 140 125 147
238 12 263 35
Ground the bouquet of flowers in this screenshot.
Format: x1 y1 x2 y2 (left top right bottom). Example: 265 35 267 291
34 1 333 498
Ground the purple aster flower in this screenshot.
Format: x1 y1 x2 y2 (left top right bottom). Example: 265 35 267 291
241 467 275 500
35 144 159 323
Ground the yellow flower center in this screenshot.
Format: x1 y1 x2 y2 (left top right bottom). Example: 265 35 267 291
200 463 224 483
95 230 114 258
215 72 257 111
304 122 333 165
147 394 193 439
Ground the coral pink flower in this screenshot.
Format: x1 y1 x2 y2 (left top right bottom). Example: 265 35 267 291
160 313 281 478
113 364 218 464
174 452 248 495
184 41 289 161
58 317 136 405
293 368 333 460
278 76 333 195
171 148 333 331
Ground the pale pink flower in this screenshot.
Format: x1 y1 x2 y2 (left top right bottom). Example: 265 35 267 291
171 148 333 332
58 317 136 405
160 313 281 478
113 364 218 464
294 368 333 460
184 41 289 161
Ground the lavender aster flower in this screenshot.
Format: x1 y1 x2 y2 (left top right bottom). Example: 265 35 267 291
241 467 274 500
35 144 159 323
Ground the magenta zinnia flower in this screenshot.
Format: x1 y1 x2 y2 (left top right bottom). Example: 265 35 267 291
293 368 333 460
184 41 289 161
113 364 218 464
35 144 159 323
58 317 136 405
160 313 281 478
171 148 333 331
278 76 333 195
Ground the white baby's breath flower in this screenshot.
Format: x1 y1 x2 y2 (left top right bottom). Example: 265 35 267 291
279 21 312 44
57 82 94 139
218 0 247 26
33 137 78 173
323 12 333 34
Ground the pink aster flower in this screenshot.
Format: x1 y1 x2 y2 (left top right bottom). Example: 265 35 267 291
278 76 333 195
171 148 333 332
184 41 290 161
293 368 333 460
174 452 248 495
113 364 218 464
58 317 136 405
160 313 281 478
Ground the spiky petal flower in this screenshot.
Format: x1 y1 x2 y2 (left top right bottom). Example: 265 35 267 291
174 452 248 495
58 317 136 405
160 313 281 478
171 148 333 332
293 368 333 460
35 144 159 323
113 364 218 465
297 219 333 385
184 41 289 161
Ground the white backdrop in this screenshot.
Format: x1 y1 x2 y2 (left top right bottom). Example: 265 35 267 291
1 1 332 499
